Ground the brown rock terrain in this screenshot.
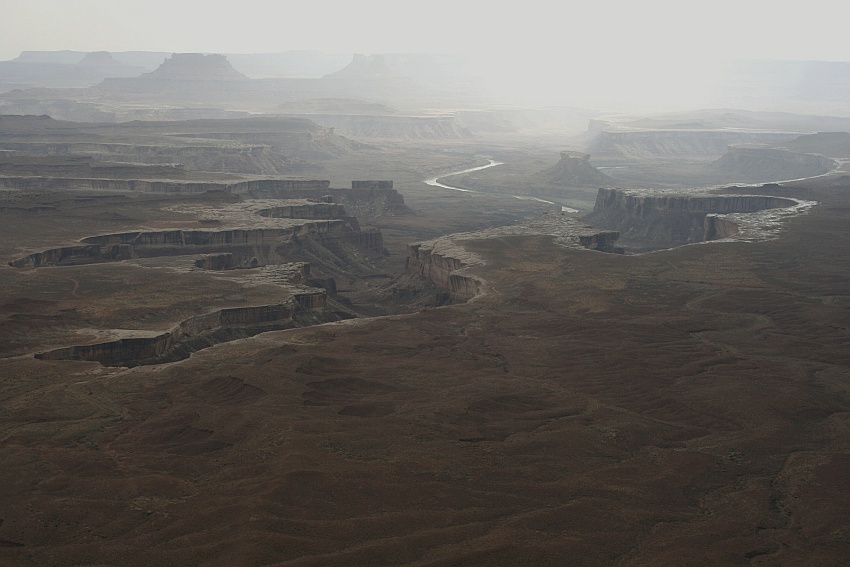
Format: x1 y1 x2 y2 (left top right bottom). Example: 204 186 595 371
0 98 848 566
1 169 847 565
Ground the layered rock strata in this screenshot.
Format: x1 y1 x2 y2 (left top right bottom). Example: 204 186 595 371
34 291 338 367
10 199 386 268
584 187 813 248
536 151 615 186
0 174 412 215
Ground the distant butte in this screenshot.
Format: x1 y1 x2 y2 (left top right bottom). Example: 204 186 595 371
143 53 249 80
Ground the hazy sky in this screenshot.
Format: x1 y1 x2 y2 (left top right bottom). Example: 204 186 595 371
2 0 849 62
2 0 848 111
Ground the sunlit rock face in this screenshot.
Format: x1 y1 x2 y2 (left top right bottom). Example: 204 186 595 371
406 242 480 306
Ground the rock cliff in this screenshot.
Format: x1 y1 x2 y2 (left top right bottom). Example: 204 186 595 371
584 187 802 248
142 53 248 81
406 212 623 305
10 221 384 268
10 198 387 268
34 291 341 367
536 151 615 186
0 174 412 216
406 242 480 306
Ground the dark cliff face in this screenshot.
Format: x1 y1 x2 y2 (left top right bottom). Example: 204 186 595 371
406 225 623 305
406 243 479 306
584 188 798 249
34 293 340 367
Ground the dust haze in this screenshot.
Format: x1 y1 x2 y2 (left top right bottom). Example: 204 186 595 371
1 1 850 565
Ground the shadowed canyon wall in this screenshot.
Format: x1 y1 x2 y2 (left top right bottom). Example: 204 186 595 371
406 243 480 306
35 292 337 367
584 187 798 248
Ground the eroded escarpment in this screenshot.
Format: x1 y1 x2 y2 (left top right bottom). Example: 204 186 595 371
10 196 391 365
35 291 344 367
406 212 622 305
583 187 813 249
0 175 413 216
9 198 386 268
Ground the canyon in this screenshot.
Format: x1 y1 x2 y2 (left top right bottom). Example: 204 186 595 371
34 291 337 367
1 49 849 566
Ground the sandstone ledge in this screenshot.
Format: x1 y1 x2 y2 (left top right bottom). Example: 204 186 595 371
585 187 817 248
407 212 621 304
34 291 339 367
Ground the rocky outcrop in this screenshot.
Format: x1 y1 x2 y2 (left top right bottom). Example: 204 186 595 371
406 213 624 305
0 174 411 219
703 215 739 241
11 219 384 268
342 182 413 216
0 142 293 175
578 231 622 252
584 187 800 247
345 228 385 253
80 225 346 247
536 151 615 186
406 243 480 306
142 53 248 81
9 243 133 268
34 292 339 367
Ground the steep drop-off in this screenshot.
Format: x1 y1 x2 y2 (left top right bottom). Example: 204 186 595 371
34 291 344 367
406 213 623 305
584 187 800 248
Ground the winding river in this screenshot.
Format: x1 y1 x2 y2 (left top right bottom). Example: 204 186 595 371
423 159 579 212
423 159 504 192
